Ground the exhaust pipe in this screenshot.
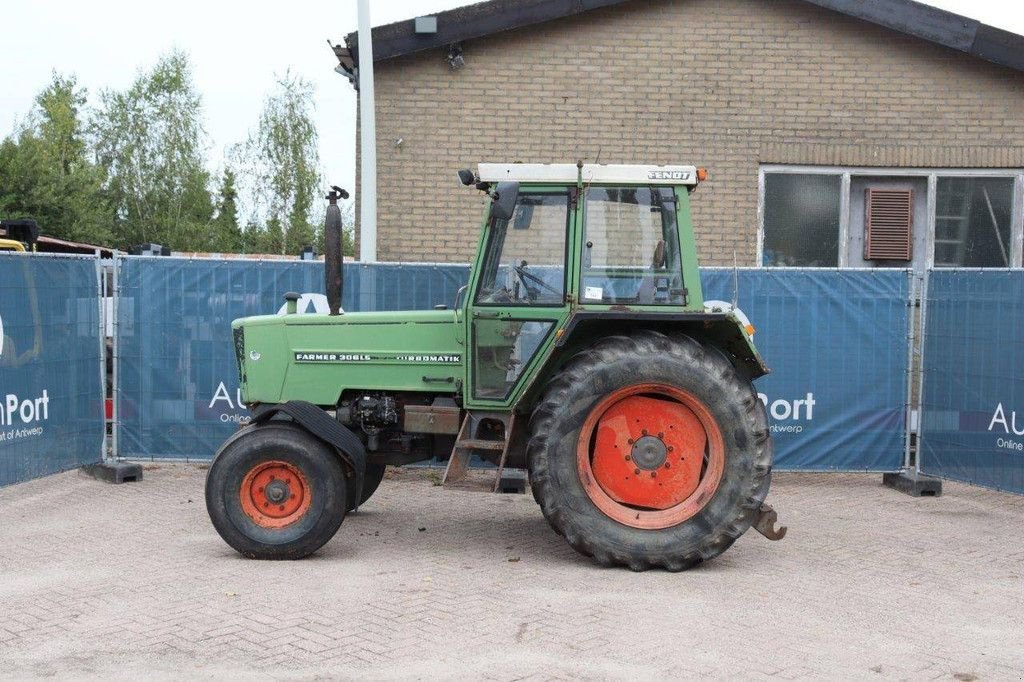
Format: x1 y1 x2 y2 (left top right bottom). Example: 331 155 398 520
325 186 348 316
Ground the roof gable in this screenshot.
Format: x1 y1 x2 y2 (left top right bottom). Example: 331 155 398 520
338 0 1024 75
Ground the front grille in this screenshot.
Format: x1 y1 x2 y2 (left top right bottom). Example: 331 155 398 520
232 327 245 383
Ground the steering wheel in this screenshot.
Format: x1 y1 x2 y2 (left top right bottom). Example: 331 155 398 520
514 262 561 301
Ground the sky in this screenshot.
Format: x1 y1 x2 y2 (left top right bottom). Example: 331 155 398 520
2 0 1023 199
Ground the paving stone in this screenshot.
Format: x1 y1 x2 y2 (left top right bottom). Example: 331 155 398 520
0 466 1021 680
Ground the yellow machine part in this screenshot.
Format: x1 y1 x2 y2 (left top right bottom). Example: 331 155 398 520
0 238 27 252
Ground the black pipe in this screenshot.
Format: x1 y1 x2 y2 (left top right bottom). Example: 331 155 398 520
325 186 348 316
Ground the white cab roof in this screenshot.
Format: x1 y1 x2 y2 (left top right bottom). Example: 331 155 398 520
477 163 699 186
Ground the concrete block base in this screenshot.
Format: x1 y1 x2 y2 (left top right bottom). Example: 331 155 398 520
883 470 942 497
81 461 144 484
497 469 527 494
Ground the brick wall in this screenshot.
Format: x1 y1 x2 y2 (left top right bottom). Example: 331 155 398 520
358 0 1024 265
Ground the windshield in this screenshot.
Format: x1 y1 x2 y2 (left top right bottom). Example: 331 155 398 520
474 192 569 306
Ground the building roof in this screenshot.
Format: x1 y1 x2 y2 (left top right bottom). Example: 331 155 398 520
337 0 1024 75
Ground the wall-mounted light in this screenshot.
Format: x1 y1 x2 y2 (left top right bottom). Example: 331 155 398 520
415 16 437 34
447 43 465 70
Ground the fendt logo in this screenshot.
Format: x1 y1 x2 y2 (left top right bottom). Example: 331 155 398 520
648 170 693 181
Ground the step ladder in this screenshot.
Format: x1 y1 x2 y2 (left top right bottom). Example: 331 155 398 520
442 411 524 492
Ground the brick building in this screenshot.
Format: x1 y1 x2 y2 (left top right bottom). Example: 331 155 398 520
334 0 1024 270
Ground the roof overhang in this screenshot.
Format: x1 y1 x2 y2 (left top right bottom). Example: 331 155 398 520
337 0 1024 76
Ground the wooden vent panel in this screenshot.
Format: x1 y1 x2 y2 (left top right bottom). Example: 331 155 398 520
864 188 913 261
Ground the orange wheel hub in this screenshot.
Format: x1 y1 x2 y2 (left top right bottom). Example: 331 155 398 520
577 384 725 530
239 461 311 529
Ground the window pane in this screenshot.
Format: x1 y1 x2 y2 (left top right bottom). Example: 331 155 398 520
762 174 841 267
475 193 568 305
473 319 553 400
934 178 1014 267
581 187 684 305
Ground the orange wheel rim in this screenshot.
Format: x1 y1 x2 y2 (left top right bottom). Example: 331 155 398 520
239 461 312 529
576 383 725 530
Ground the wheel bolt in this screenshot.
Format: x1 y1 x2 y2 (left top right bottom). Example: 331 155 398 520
665 462 671 469
634 468 640 475
625 455 631 461
258 487 264 493
263 502 269 508
650 471 657 478
279 506 285 511
627 438 634 445
642 429 648 436
658 432 664 439
285 479 291 484
668 446 674 452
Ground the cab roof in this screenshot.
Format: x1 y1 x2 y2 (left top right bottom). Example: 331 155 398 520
477 163 700 186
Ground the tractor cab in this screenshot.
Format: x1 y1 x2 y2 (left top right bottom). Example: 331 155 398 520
462 163 763 410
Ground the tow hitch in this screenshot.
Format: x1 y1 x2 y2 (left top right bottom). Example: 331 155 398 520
754 503 787 541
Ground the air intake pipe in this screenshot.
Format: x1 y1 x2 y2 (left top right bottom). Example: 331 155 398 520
325 186 349 316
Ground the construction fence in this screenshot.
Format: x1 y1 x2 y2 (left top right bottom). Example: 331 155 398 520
0 254 105 486
0 253 1021 494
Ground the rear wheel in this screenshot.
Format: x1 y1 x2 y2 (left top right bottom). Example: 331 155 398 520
527 330 771 571
205 422 348 559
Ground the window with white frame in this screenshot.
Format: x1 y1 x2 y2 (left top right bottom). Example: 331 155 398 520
759 167 1024 269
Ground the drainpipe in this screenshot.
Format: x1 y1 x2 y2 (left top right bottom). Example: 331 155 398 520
357 0 377 262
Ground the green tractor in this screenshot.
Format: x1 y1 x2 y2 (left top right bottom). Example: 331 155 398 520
205 163 784 571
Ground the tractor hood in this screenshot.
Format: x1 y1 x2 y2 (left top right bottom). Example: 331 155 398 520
232 309 464 407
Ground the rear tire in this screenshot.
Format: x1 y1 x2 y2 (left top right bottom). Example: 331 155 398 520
527 330 772 571
205 422 348 559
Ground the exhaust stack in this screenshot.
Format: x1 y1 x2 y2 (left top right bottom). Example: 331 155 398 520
325 186 348 316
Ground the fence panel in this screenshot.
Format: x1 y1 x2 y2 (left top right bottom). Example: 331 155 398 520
114 260 910 470
702 269 911 471
114 257 469 459
919 270 1024 494
0 254 104 486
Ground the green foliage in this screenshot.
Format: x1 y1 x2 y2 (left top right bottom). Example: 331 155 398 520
0 73 113 244
209 168 243 252
92 50 213 251
233 72 322 255
1 54 336 257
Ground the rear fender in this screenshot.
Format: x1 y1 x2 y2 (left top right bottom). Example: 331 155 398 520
250 401 368 507
515 311 769 412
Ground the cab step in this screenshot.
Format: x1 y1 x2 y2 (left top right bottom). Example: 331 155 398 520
442 411 525 493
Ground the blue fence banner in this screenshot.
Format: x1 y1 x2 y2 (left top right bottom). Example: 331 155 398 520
919 270 1024 494
702 269 910 471
115 259 910 470
115 257 469 459
0 254 104 486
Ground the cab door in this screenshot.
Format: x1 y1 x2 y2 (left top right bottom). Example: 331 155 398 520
464 186 577 409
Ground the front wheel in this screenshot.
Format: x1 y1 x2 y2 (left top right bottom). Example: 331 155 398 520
205 422 348 559
527 330 772 571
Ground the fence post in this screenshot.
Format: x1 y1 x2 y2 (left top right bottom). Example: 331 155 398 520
883 267 942 497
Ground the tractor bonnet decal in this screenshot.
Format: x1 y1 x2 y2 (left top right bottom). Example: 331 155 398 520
293 352 462 364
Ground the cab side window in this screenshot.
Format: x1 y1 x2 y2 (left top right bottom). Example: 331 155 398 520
581 187 684 305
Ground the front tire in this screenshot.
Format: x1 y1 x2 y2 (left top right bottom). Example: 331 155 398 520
205 422 348 559
347 462 386 511
527 330 772 571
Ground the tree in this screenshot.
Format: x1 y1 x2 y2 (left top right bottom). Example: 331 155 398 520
209 168 243 252
92 50 213 251
233 72 321 255
0 74 112 245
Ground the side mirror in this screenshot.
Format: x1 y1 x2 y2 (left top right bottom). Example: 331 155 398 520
457 169 476 186
491 181 519 221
